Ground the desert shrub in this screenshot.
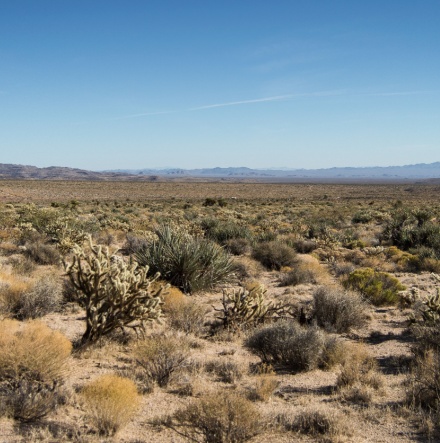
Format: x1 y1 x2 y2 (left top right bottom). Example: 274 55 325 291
0 319 71 382
381 209 440 259
65 237 165 344
2 379 64 422
0 273 61 319
312 286 367 333
171 391 260 443
0 274 33 317
134 334 190 388
336 343 382 390
0 320 71 422
205 360 243 384
15 274 62 319
252 241 297 270
121 234 149 255
343 267 405 306
81 374 140 436
407 350 440 412
282 407 350 439
203 198 217 207
245 321 343 372
352 210 375 224
23 241 61 265
407 289 440 414
329 260 356 277
290 238 318 253
162 285 187 311
248 374 278 402
201 219 252 245
9 256 37 275
230 256 264 282
135 225 235 294
224 238 250 255
278 263 316 286
167 299 207 336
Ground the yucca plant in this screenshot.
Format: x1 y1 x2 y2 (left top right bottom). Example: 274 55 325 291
135 225 235 294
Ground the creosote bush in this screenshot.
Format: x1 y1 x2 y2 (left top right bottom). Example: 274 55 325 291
252 241 297 270
343 267 405 306
81 374 140 436
245 321 344 373
135 225 235 294
170 391 260 443
312 286 367 333
65 237 165 344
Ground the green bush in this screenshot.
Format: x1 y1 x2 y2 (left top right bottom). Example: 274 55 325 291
252 241 297 271
381 209 440 259
135 225 235 294
201 219 251 245
343 267 405 306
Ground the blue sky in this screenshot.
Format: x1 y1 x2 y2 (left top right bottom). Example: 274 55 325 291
1 1 439 170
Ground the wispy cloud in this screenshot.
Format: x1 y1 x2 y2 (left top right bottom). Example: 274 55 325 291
189 90 344 111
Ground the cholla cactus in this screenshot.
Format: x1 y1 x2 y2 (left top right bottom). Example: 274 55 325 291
431 273 440 283
399 287 420 308
64 237 166 344
49 219 87 253
216 285 291 330
363 246 385 256
418 289 440 324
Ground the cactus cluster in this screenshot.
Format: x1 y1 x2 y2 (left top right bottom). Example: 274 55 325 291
64 237 166 344
216 284 291 330
414 289 440 324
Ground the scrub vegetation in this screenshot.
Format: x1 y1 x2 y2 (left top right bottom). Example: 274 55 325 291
0 180 440 441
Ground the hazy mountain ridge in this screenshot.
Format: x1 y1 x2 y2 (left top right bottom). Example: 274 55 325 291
1 162 440 181
109 162 440 179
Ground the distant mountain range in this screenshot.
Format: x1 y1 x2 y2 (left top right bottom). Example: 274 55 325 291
108 162 440 180
1 162 440 181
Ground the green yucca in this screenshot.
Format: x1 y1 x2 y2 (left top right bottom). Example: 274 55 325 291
135 224 235 294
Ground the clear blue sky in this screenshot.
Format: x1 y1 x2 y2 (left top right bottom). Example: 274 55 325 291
1 1 439 170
